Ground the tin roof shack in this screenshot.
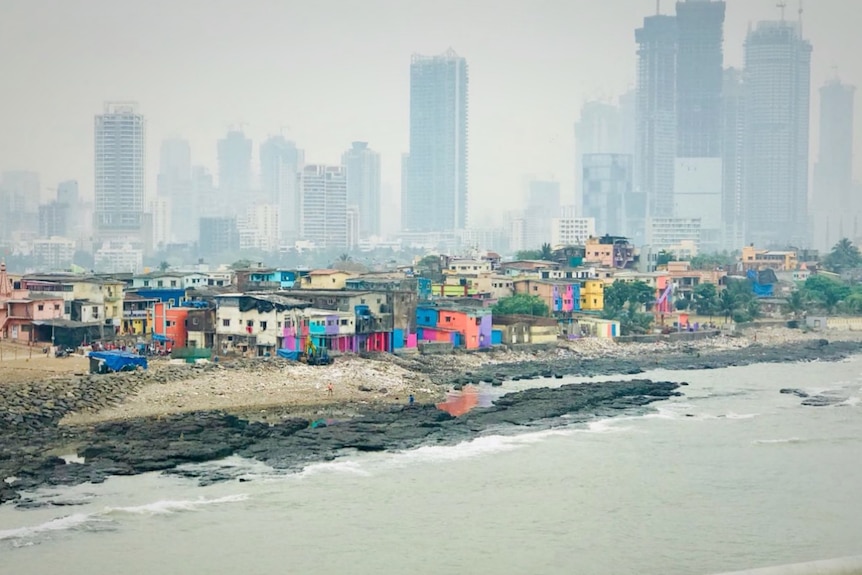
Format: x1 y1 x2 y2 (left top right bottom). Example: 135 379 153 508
491 314 558 346
89 350 147 374
215 294 311 357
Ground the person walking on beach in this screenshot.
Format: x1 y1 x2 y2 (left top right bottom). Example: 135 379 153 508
327 382 334 397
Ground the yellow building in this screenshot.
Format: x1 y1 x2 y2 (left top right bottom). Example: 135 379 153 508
579 280 604 311
741 246 798 271
299 270 353 290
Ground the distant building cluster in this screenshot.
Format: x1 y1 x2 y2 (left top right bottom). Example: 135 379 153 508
0 1 857 276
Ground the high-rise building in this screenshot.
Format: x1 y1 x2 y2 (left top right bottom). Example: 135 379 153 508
38 202 69 238
299 165 348 249
198 217 239 260
260 136 304 243
157 138 193 243
722 68 745 248
813 77 856 250
636 15 677 219
0 171 41 242
574 101 622 209
403 49 468 232
57 180 79 206
523 180 561 249
238 204 279 253
217 130 252 212
743 20 812 247
582 154 643 243
342 141 381 238
675 0 725 158
94 103 145 241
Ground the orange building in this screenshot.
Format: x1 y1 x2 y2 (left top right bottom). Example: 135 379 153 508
151 303 188 350
416 304 493 350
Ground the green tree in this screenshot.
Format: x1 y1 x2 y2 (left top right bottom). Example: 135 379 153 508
601 280 655 335
689 252 736 270
783 290 809 320
822 238 862 274
804 274 851 313
656 250 676 266
717 289 738 322
493 294 549 317
540 243 554 261
158 261 170 272
515 250 543 260
692 283 719 317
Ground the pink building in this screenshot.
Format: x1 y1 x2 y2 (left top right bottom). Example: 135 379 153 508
0 263 64 343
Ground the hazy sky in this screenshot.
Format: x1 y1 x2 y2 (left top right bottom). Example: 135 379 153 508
1 0 859 226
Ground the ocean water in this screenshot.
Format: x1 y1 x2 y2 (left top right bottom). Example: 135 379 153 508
2 358 862 575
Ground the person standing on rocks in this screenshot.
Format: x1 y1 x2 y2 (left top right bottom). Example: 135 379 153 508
327 382 333 397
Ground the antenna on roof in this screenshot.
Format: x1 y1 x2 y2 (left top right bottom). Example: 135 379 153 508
798 0 804 34
776 1 786 21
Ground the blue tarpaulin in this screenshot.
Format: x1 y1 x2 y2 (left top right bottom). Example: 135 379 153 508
276 349 301 361
89 350 148 372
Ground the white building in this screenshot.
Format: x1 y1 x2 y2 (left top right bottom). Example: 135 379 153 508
260 136 304 242
94 242 144 274
94 102 145 242
32 237 76 271
299 165 348 249
552 213 596 247
238 204 279 252
647 217 702 256
147 197 171 251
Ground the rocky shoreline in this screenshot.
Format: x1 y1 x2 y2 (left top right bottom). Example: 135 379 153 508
2 336 861 506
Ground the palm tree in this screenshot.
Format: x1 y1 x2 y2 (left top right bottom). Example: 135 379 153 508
337 253 352 262
823 238 862 273
158 261 170 272
540 243 554 261
718 290 737 323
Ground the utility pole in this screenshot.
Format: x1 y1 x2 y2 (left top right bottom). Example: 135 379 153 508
777 1 787 21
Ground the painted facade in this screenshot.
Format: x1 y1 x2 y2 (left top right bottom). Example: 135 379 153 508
281 308 358 353
513 280 582 314
151 303 188 350
416 304 492 350
580 280 605 311
0 295 64 343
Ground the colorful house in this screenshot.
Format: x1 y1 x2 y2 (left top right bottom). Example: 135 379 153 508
513 279 582 315
121 293 158 336
0 294 64 343
580 280 604 311
215 294 311 357
151 302 189 350
281 308 357 354
416 303 492 350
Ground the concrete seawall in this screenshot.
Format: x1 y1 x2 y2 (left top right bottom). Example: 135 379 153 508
713 556 862 575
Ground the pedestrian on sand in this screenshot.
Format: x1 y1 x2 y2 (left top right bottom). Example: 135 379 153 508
327 382 333 397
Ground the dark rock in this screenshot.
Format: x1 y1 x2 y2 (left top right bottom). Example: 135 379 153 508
780 388 810 398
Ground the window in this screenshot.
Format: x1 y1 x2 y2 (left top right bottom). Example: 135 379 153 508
340 319 348 326
157 280 164 287
246 320 253 327
260 321 267 331
143 280 150 287
170 280 177 287
223 319 231 327
54 304 60 311
38 304 44 311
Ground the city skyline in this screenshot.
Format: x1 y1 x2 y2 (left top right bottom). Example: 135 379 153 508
1 0 859 224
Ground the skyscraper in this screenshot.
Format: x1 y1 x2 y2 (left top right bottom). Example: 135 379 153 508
574 101 622 210
94 102 145 241
722 68 745 248
743 20 812 247
217 130 252 212
342 141 381 238
813 77 856 250
523 180 561 249
157 138 193 243
299 165 348 249
635 15 677 219
260 136 304 243
675 0 725 158
403 49 468 233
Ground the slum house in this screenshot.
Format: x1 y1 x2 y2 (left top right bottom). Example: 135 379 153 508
416 302 493 350
281 307 357 354
491 314 558 345
214 293 311 357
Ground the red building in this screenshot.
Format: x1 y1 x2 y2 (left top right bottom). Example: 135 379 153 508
151 303 188 351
